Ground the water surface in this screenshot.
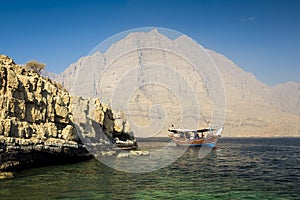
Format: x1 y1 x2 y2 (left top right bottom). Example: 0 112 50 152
1 138 299 199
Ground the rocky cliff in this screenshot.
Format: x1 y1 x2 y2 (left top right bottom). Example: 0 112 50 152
43 29 300 137
0 55 136 175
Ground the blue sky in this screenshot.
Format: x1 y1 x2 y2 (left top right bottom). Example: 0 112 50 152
0 0 299 85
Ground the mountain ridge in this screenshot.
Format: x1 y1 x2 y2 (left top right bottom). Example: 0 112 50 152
42 30 299 137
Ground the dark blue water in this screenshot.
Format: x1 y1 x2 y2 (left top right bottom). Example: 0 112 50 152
1 138 299 199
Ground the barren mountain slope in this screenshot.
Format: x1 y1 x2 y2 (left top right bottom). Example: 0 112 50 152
44 30 300 137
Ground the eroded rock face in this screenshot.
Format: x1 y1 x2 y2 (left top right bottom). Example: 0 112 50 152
0 55 137 172
71 96 137 149
0 55 75 141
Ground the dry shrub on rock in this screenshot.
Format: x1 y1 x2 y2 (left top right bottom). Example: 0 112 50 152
25 60 45 73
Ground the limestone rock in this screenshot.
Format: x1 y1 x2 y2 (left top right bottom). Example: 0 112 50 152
0 55 90 171
0 171 14 180
0 54 137 171
117 150 150 158
61 125 77 141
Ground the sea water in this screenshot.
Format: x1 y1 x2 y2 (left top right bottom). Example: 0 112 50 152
1 138 299 199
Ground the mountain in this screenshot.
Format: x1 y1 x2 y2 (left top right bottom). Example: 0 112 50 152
208 50 299 137
44 29 300 137
272 82 300 116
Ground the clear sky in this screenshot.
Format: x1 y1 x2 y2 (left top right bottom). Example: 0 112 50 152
0 0 299 85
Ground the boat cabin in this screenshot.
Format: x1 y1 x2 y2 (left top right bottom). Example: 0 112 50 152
168 128 215 140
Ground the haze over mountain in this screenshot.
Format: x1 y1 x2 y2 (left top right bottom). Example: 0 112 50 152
43 29 300 137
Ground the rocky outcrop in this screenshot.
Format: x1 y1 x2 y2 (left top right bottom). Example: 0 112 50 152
0 55 137 173
71 96 137 151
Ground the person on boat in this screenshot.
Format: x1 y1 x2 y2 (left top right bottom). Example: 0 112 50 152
195 133 200 139
185 132 190 139
190 133 194 140
180 132 184 138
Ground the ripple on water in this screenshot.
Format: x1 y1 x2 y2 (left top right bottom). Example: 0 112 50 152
0 138 299 199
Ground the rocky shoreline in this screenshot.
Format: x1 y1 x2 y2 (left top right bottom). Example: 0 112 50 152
0 136 91 171
0 55 140 179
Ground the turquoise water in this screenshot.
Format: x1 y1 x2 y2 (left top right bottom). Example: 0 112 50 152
1 138 299 199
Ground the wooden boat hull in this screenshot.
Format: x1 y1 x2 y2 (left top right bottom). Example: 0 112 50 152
171 136 218 148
